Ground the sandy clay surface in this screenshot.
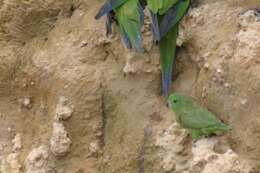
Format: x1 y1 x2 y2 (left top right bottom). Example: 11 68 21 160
0 0 259 172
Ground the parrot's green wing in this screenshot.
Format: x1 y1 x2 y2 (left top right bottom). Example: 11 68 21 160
117 25 132 49
160 0 190 39
95 0 128 19
158 0 179 15
147 0 162 13
147 0 179 14
179 108 223 129
115 0 143 52
147 0 179 41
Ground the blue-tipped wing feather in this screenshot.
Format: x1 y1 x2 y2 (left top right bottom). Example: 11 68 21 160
121 29 132 49
150 11 160 41
96 0 144 52
95 0 128 19
132 33 143 53
95 2 113 19
162 68 173 96
135 2 145 52
139 4 145 25
139 0 146 24
160 0 190 38
159 5 178 38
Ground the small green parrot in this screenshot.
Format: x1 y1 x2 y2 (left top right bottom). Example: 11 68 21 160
168 93 231 140
147 0 190 96
95 0 144 52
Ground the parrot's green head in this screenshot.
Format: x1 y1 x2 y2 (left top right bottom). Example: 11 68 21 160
168 92 194 111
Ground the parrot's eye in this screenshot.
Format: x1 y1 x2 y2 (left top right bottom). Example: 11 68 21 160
173 99 178 103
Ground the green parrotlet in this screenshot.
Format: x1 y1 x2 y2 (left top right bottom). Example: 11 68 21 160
168 93 231 140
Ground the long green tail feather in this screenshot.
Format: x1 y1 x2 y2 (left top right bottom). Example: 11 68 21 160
215 123 232 132
201 123 232 136
159 20 179 96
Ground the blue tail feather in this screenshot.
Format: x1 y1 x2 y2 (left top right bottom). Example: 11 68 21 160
150 11 160 41
138 0 146 24
121 30 132 49
162 67 173 97
138 4 145 25
134 2 145 53
133 35 144 53
95 0 129 19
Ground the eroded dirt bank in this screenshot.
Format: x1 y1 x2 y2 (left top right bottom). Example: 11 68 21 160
0 0 259 172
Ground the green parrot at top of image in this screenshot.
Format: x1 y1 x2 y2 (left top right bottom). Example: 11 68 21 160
95 0 145 52
168 93 232 140
147 0 191 97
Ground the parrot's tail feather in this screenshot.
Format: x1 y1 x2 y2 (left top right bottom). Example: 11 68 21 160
201 124 231 136
216 123 232 132
162 67 173 97
95 2 113 20
204 123 232 134
138 3 145 25
121 32 132 49
135 3 145 53
133 36 144 53
150 11 160 41
159 24 178 97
